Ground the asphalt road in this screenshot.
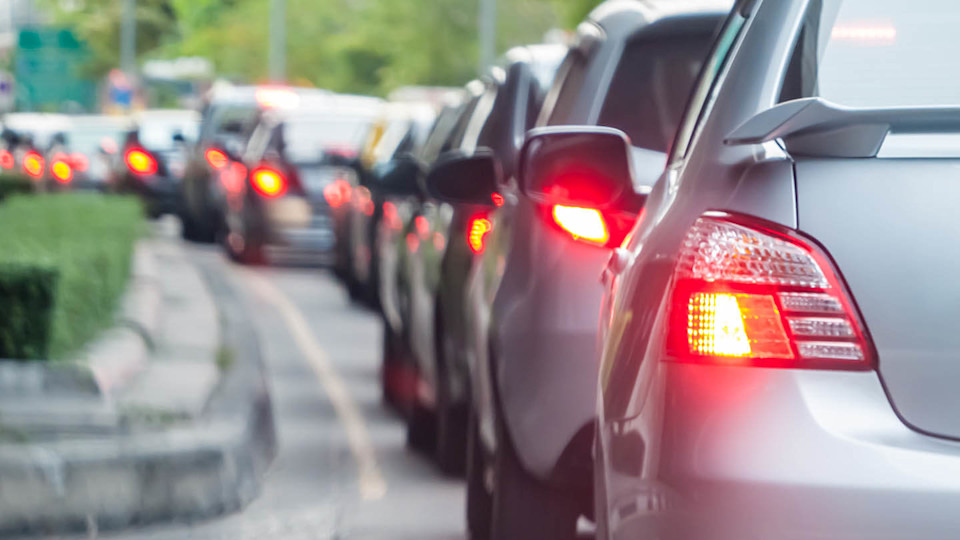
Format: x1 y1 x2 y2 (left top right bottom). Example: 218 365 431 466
106 241 465 540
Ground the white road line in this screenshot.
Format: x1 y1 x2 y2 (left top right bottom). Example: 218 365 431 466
243 270 388 501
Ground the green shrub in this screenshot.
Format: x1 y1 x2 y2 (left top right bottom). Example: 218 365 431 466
0 263 58 360
0 173 33 201
0 194 143 359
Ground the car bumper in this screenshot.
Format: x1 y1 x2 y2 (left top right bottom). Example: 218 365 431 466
606 364 960 540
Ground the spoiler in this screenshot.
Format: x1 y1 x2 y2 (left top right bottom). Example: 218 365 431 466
724 98 960 158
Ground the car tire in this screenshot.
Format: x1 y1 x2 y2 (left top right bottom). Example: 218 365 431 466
466 408 492 540
490 425 580 540
406 401 436 454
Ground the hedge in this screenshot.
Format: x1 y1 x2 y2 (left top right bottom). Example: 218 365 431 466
0 173 33 201
0 194 143 360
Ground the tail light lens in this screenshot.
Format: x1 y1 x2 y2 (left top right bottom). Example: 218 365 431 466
323 178 352 208
125 149 157 176
468 216 493 254
23 151 44 178
0 150 14 169
205 148 228 170
51 159 73 183
667 214 873 370
251 166 287 198
70 153 89 172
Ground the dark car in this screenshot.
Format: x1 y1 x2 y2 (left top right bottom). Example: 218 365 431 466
426 2 729 538
396 45 566 477
179 85 334 242
112 109 199 217
220 94 382 265
340 103 437 304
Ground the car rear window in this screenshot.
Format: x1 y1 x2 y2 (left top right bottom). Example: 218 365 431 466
793 0 960 108
598 35 714 153
282 117 372 163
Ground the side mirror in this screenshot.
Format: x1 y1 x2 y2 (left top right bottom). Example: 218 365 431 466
518 126 638 211
375 153 423 196
424 150 502 206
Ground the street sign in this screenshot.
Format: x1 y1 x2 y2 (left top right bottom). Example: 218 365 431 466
15 27 96 112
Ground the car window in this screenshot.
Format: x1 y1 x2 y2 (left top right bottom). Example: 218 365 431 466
200 104 258 144
541 48 590 126
669 6 750 164
281 117 372 163
783 0 960 108
139 119 199 151
599 35 714 154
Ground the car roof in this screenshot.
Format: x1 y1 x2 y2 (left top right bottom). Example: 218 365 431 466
589 0 733 34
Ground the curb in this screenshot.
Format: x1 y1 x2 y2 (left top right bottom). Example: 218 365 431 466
0 250 276 536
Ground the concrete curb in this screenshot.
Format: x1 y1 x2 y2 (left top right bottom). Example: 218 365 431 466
0 250 276 536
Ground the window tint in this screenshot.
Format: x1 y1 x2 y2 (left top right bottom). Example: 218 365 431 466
282 117 372 163
542 49 589 126
669 9 749 163
599 35 714 153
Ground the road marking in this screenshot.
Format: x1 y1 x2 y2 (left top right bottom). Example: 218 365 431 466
243 270 388 501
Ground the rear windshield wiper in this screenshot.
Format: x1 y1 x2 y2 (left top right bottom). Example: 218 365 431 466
725 97 960 158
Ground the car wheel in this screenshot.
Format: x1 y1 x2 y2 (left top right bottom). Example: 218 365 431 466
466 407 492 540
435 320 467 475
490 425 579 540
406 400 436 454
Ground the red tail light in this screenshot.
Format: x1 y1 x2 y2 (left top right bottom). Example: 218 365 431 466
70 153 88 172
51 159 73 183
0 150 14 169
552 205 609 245
205 148 228 170
23 151 44 178
468 216 493 254
323 178 352 208
666 213 874 370
125 149 157 176
251 166 287 198
491 192 505 207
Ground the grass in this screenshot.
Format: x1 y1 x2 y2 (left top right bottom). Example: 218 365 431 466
0 193 143 359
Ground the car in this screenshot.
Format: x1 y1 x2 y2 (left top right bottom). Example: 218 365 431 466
341 102 437 305
376 90 480 411
51 115 129 191
112 109 200 217
399 44 566 475
585 0 960 538
0 113 72 187
219 94 382 265
179 85 334 242
426 2 729 538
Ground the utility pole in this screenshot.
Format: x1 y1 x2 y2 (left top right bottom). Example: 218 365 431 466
269 0 286 83
478 0 496 75
120 0 136 76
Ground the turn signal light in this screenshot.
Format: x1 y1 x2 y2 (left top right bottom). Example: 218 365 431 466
125 149 157 176
552 205 608 245
0 150 14 169
468 217 492 254
23 151 44 178
205 148 228 170
51 160 73 183
667 214 873 370
251 167 287 198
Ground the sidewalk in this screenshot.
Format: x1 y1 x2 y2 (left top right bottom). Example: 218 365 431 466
0 221 275 536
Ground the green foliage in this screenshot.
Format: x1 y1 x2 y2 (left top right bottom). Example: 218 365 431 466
0 262 58 360
0 174 34 202
0 194 143 359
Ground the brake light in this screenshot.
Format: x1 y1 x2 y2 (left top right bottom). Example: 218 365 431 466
125 149 157 176
667 214 873 370
468 217 492 254
323 178 352 208
70 153 88 172
552 205 609 245
492 193 505 207
205 148 228 170
0 150 14 169
23 152 44 178
251 166 287 198
51 160 73 183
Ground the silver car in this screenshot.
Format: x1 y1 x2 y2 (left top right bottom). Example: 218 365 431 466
572 0 960 538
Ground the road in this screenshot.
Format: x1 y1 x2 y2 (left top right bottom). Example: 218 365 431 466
108 241 465 540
